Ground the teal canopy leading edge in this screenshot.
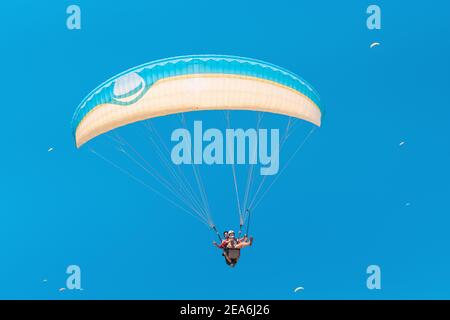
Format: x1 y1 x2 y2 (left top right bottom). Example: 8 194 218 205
72 54 322 147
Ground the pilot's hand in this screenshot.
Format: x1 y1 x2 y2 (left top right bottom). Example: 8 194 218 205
213 241 217 246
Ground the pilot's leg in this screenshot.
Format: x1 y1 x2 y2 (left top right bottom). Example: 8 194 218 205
224 251 232 264
236 241 249 249
236 237 253 249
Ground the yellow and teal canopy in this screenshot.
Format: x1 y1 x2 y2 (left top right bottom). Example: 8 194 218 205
72 55 322 147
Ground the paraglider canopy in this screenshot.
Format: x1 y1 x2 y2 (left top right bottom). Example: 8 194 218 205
72 54 323 245
72 55 322 147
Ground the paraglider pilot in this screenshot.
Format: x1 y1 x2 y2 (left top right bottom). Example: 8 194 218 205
213 230 253 267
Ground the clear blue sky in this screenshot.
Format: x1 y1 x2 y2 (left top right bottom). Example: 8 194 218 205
1 0 449 299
